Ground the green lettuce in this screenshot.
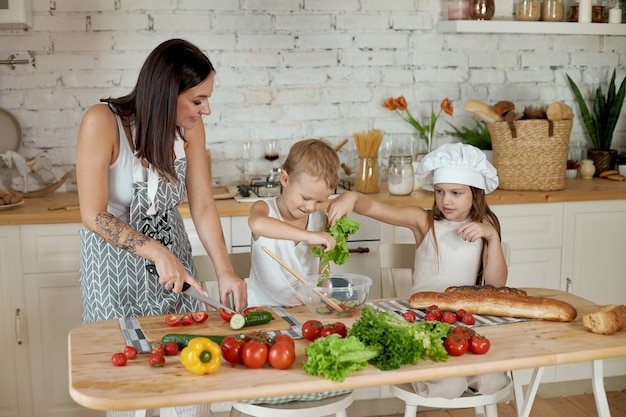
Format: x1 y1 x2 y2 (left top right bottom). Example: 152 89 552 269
349 306 452 370
303 334 378 382
311 216 360 283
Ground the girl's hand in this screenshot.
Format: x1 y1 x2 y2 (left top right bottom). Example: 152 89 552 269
306 231 337 253
456 221 498 243
326 191 357 226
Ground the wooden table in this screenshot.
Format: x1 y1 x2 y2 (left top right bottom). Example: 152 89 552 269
68 289 626 416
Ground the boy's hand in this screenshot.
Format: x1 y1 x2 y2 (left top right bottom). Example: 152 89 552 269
306 231 337 253
326 192 357 226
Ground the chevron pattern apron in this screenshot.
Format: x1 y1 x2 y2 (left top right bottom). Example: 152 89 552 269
79 149 201 324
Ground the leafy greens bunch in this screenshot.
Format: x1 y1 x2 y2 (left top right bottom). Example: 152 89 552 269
303 334 378 382
349 306 452 371
311 216 360 283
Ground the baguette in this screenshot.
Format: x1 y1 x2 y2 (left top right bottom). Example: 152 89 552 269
464 100 504 123
582 304 626 335
409 287 577 322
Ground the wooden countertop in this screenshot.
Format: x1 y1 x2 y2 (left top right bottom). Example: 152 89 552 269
2 178 626 225
68 289 626 412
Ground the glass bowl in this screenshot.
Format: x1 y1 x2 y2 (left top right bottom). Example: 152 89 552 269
301 273 372 317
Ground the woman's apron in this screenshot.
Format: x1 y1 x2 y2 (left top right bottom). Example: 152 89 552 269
79 140 201 324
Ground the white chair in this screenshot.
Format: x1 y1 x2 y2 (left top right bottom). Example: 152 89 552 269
379 242 516 417
193 252 252 301
229 392 354 417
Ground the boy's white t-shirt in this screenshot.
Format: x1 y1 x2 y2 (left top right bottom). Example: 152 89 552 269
410 218 483 294
247 198 327 307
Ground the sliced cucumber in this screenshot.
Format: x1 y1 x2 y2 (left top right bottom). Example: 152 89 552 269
229 313 246 330
316 306 332 315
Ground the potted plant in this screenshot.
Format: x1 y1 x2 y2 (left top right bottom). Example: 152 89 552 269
566 70 626 175
445 120 493 163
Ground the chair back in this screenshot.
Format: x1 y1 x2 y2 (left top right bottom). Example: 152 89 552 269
193 252 251 283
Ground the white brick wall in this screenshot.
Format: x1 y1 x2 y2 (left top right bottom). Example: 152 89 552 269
0 1 624 188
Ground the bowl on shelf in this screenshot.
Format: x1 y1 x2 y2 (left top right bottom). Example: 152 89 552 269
300 273 372 317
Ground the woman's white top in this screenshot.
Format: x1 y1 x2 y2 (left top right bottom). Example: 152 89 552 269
410 219 483 294
247 198 327 307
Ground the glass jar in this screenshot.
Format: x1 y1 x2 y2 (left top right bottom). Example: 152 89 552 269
387 155 414 196
469 0 495 20
542 0 565 21
356 156 379 193
448 0 471 20
516 0 542 20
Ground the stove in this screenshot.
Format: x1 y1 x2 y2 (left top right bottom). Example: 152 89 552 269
228 178 353 203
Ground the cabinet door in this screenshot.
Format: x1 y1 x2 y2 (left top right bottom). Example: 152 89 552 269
562 200 626 305
23 272 104 417
0 0 31 28
0 226 32 417
184 217 231 256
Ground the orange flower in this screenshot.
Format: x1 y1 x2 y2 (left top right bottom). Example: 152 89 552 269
394 96 408 111
441 98 454 116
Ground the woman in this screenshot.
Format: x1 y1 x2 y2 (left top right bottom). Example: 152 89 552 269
76 38 246 328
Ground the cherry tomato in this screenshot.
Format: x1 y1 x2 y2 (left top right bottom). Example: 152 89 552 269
111 352 127 366
456 309 467 321
403 310 417 322
425 304 439 313
462 312 476 325
180 314 194 326
164 341 179 356
244 307 264 315
164 314 180 326
191 311 209 323
268 341 296 370
241 340 268 368
149 352 165 367
246 331 273 346
150 342 164 355
333 322 348 338
469 334 491 354
452 326 475 340
442 311 457 324
124 345 138 360
221 335 246 364
320 326 338 338
444 335 469 356
302 320 323 341
219 308 234 322
274 334 296 349
423 312 439 321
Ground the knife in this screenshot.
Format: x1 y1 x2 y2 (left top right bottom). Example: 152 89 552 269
145 264 236 313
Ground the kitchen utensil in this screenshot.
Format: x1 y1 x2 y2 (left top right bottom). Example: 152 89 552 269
0 108 21 154
144 264 236 313
261 246 344 312
301 273 372 317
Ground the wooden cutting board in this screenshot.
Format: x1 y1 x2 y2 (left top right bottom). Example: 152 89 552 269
137 307 292 344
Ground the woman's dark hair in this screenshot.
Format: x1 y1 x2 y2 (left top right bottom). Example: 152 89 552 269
101 38 215 181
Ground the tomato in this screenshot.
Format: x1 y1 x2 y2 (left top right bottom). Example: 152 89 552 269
219 308 234 322
442 311 457 324
274 334 296 349
444 335 469 356
164 341 179 356
462 312 476 325
221 335 246 364
149 352 165 367
425 304 439 313
333 322 348 338
403 310 417 322
241 340 268 368
244 307 264 315
430 308 443 321
302 320 323 341
469 334 491 354
268 341 296 370
150 342 164 355
423 312 439 321
180 314 194 326
456 309 467 321
124 345 138 359
452 326 475 340
111 352 127 366
191 311 209 323
246 331 272 346
320 326 338 338
164 314 180 326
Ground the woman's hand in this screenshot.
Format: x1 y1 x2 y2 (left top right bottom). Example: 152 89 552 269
154 253 205 294
217 272 248 312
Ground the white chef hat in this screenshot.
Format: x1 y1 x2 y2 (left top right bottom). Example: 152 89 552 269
415 143 498 193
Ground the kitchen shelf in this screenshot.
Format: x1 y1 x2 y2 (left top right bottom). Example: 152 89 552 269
436 19 626 35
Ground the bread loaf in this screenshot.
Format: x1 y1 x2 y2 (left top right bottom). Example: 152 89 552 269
582 304 626 335
409 286 577 322
546 102 574 121
492 101 515 116
464 100 504 123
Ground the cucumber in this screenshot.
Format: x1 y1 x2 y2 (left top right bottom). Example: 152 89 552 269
316 306 332 315
161 334 226 350
229 310 274 330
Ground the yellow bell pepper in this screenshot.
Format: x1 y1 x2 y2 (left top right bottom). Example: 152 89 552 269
179 337 222 375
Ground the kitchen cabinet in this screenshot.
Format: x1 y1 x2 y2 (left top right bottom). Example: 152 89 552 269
0 0 31 28
0 225 31 417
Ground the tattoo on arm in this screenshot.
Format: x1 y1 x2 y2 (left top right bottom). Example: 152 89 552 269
95 213 148 254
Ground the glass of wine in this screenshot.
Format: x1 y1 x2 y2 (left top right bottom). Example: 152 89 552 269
264 140 280 169
235 141 251 185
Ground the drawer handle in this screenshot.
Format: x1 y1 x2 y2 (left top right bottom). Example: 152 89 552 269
348 247 370 254
15 308 22 345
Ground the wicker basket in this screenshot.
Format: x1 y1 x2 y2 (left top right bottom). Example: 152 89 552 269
488 119 572 191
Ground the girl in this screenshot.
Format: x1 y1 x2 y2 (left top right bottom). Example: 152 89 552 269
328 142 509 397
